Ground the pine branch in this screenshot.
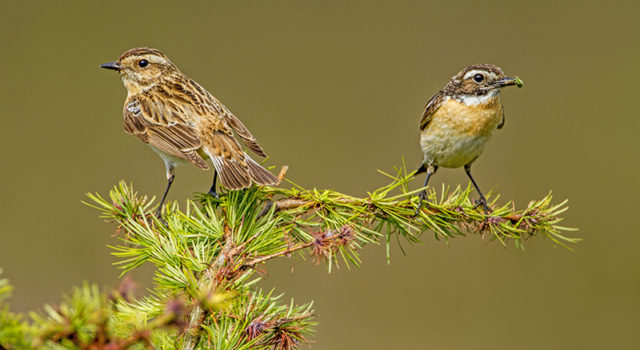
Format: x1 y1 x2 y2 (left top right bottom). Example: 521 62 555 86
82 166 578 348
0 165 577 349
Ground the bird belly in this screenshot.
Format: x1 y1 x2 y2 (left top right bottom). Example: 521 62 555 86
421 132 489 168
149 145 192 168
420 98 502 168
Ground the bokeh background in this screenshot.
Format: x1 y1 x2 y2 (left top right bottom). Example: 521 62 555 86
0 1 638 348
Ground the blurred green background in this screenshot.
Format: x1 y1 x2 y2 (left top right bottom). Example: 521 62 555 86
0 0 638 348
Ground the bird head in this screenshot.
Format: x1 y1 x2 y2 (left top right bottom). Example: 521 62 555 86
445 64 522 101
101 47 178 94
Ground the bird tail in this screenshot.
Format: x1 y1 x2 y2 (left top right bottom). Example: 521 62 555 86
210 156 251 190
245 154 280 186
208 152 279 190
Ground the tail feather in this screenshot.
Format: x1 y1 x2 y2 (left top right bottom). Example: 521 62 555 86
211 156 251 190
246 155 280 186
208 153 279 190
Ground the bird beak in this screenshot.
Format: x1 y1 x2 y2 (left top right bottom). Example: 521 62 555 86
100 62 122 71
493 76 524 88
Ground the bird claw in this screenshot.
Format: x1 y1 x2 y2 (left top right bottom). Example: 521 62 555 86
473 198 492 214
153 209 168 227
207 190 220 199
413 191 429 217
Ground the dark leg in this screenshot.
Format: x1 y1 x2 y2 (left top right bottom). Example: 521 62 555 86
256 200 274 220
414 164 438 216
464 163 491 213
155 165 175 217
208 170 219 198
414 163 427 176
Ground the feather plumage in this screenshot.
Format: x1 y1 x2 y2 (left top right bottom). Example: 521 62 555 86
106 47 279 194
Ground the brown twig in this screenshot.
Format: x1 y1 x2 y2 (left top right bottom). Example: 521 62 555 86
258 197 366 218
182 226 315 348
241 242 314 269
182 225 235 350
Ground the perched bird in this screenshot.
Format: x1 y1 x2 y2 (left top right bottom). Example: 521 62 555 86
415 63 523 214
101 48 279 215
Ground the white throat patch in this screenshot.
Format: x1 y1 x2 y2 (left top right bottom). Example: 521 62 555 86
457 89 499 106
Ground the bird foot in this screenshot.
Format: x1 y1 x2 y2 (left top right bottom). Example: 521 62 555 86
153 209 168 227
473 198 492 214
207 190 220 199
413 191 430 217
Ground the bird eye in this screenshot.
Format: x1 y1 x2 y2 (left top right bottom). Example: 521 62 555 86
473 74 484 83
138 59 149 68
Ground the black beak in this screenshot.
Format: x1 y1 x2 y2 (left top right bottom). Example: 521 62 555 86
493 76 524 88
100 62 122 71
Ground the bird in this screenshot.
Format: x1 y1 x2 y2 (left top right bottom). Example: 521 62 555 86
100 47 280 215
415 63 523 214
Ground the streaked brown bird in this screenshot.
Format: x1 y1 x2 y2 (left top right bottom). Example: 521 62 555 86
415 64 522 214
101 47 279 214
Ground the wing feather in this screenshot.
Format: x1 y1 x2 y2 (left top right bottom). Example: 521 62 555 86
224 113 267 157
497 112 505 129
419 91 446 131
191 78 268 157
123 96 208 169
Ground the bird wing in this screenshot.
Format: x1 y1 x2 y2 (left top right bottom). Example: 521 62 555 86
123 96 209 169
419 91 446 131
189 78 268 158
223 112 267 157
195 89 278 189
497 111 505 129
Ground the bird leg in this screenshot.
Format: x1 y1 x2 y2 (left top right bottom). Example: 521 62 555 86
155 164 175 217
414 163 427 175
464 163 491 214
414 164 438 216
207 171 220 198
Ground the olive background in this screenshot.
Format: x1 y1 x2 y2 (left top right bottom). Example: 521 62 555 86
0 1 638 349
